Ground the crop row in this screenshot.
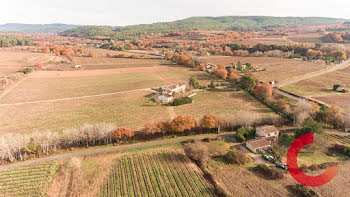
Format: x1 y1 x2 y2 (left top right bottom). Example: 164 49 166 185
0 161 58 197
324 133 350 145
100 152 215 197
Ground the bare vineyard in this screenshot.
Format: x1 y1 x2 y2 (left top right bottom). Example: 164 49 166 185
100 153 215 197
323 133 350 145
0 161 57 197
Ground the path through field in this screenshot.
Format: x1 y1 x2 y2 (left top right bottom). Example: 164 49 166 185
0 88 156 107
0 133 234 171
276 60 350 87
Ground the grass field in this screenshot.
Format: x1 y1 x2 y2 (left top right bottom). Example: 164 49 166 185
0 56 278 134
100 152 214 197
0 50 53 75
0 88 277 134
282 65 350 97
200 56 324 82
0 161 58 197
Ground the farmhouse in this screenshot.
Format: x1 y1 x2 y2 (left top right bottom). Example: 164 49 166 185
256 125 279 141
206 64 217 73
74 65 82 69
158 83 186 103
246 138 271 153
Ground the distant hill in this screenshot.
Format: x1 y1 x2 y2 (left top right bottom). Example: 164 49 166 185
0 23 81 33
62 16 349 38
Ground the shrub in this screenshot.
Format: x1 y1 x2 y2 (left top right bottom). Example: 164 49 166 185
170 97 192 106
17 67 33 74
253 164 284 179
225 150 247 165
235 127 254 142
183 141 208 163
288 184 319 197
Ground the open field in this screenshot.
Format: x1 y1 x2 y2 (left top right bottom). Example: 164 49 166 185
282 64 350 97
0 161 57 197
0 88 277 134
286 33 325 43
314 95 350 109
0 50 54 75
200 56 325 82
101 152 214 197
0 61 216 103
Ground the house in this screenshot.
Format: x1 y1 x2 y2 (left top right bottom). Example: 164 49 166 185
246 138 271 153
206 64 217 73
256 125 279 141
162 83 186 96
74 65 82 69
157 83 186 103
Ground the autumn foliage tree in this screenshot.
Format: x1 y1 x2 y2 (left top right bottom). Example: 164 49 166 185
165 52 173 60
214 68 228 80
201 114 219 130
112 127 134 142
254 82 273 101
170 115 196 134
88 51 96 58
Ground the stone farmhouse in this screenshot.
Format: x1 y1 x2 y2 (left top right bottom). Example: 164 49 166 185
246 125 279 153
158 83 186 103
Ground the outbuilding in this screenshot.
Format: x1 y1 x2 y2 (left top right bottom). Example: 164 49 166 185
246 138 271 153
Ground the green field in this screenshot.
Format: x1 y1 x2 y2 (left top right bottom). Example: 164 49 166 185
0 162 58 197
100 153 215 197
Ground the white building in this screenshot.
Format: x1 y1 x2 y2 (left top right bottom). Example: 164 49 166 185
158 83 186 103
161 83 186 96
256 125 279 142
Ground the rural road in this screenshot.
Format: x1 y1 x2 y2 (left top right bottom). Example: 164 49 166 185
0 88 156 107
276 60 350 87
0 133 232 171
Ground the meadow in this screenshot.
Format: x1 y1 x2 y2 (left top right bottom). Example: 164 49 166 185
200 56 324 83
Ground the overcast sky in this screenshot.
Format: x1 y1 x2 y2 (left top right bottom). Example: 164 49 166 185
1 0 349 26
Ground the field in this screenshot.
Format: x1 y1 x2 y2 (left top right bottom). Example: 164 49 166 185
0 54 278 134
0 49 54 75
100 152 214 197
200 56 324 83
282 64 350 97
0 161 58 197
323 132 350 145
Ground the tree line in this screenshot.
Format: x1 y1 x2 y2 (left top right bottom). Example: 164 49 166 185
0 35 32 48
0 112 280 164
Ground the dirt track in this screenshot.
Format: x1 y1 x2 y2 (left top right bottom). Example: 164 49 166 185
32 66 183 78
0 133 233 171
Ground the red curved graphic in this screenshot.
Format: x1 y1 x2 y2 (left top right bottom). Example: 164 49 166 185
287 133 338 187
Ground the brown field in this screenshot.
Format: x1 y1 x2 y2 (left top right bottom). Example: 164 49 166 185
0 50 54 75
48 57 169 71
0 57 277 134
286 33 325 43
314 95 350 109
282 64 350 98
200 56 324 82
236 36 291 45
0 88 277 134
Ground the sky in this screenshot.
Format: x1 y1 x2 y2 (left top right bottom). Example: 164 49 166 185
1 0 349 26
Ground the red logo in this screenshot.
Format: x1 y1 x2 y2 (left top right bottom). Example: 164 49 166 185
287 133 338 187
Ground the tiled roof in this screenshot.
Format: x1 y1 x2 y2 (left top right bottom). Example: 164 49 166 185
256 125 279 134
246 138 270 149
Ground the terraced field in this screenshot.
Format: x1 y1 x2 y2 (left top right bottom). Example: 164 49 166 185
323 133 350 145
0 161 58 197
100 152 215 197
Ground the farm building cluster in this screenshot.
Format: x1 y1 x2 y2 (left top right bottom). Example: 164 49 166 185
246 125 279 153
157 82 186 103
